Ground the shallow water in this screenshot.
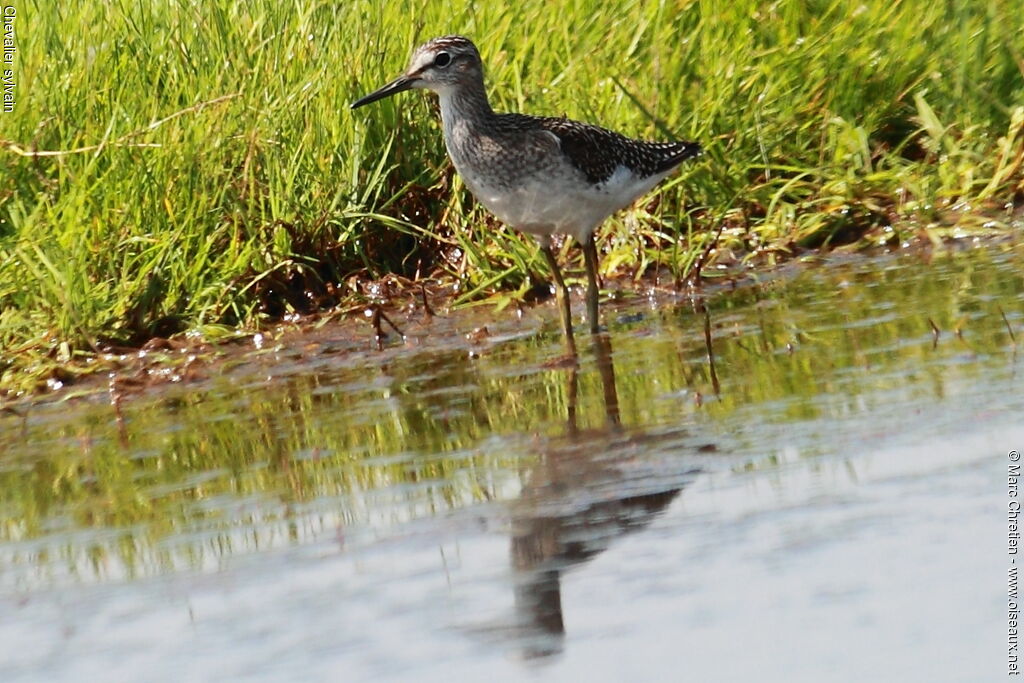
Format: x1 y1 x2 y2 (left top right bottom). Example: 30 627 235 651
2 241 1021 681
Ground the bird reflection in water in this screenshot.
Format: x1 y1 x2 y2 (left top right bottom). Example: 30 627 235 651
508 331 706 659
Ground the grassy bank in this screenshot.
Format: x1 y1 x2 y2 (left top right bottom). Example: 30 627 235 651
1 0 1022 397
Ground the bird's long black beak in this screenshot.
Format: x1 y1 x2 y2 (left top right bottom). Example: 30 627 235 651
350 75 417 109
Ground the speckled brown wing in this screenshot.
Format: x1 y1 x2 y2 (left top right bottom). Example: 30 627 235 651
535 117 701 185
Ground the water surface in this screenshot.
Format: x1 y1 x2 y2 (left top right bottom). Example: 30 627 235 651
1 241 1021 681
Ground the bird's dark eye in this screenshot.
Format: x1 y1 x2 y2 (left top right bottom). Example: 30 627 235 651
434 52 451 68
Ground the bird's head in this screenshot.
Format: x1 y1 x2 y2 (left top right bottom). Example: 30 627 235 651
351 35 483 109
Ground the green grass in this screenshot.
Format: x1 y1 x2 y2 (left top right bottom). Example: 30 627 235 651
1 0 1022 397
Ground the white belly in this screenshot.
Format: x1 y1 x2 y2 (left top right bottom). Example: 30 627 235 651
460 165 669 244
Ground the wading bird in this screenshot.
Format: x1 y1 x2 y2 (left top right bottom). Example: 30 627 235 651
352 36 700 353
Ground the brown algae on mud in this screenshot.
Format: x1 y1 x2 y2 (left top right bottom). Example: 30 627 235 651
1 227 1017 408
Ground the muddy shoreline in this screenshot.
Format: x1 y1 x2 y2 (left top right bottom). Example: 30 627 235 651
1 231 1019 414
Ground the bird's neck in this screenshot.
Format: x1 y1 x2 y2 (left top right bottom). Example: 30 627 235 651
436 79 496 169
438 80 494 133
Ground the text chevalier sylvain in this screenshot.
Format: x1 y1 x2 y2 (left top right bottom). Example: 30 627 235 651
2 6 15 113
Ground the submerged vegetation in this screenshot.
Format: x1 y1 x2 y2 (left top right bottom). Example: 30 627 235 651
0 0 1022 396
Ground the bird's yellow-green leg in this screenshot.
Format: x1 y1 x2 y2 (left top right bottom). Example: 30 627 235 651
541 245 577 356
582 234 601 333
